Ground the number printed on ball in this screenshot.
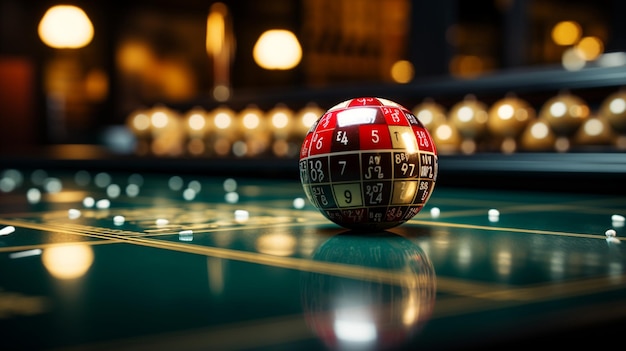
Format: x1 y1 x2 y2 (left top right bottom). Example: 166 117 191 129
299 97 438 231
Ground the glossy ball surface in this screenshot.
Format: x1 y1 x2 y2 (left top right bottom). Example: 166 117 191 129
412 98 447 132
487 95 534 138
299 97 438 231
449 94 489 140
301 232 436 349
600 89 626 133
539 92 589 136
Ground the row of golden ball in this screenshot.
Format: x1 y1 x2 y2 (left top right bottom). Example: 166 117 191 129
422 89 626 154
125 88 626 157
126 102 323 158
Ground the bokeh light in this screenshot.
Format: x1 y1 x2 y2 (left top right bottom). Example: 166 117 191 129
253 29 302 70
38 5 94 49
575 36 604 61
551 21 581 46
390 60 414 83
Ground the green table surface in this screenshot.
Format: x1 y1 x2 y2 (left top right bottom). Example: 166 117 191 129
1 166 625 350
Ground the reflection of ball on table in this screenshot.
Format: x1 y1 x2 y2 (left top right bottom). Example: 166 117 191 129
299 97 438 231
301 232 436 351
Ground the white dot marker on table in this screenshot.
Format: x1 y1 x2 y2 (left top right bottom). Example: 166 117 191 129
9 249 42 259
68 209 81 219
612 214 625 228
293 197 305 209
156 218 169 226
430 207 441 218
96 199 111 209
605 229 617 237
83 196 95 208
488 208 500 222
179 230 193 241
234 209 249 222
225 192 239 203
26 188 41 204
113 215 125 225
183 188 196 201
0 225 16 236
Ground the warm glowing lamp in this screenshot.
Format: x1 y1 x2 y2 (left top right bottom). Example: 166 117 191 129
390 60 414 83
551 21 581 46
206 2 233 101
38 5 94 49
576 36 604 61
253 29 302 70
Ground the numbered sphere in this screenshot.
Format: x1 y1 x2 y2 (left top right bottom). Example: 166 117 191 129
299 97 438 231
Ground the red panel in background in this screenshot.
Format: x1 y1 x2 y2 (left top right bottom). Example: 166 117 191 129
0 57 37 151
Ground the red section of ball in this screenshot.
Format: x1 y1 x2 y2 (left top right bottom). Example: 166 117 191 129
299 97 438 230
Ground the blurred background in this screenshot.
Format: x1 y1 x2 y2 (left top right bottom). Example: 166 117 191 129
1 0 625 159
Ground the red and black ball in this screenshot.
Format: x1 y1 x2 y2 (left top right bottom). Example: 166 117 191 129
299 97 438 231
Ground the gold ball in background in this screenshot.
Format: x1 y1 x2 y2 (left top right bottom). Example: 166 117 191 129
431 121 462 154
210 105 237 157
599 89 626 134
125 107 152 156
412 98 447 133
538 91 589 137
184 106 210 136
267 103 299 157
294 103 324 139
487 94 534 153
519 119 557 151
183 106 210 156
573 114 616 147
126 107 151 137
449 94 488 154
267 103 294 139
449 94 489 139
148 104 184 157
487 94 534 138
237 104 270 157
237 104 266 136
